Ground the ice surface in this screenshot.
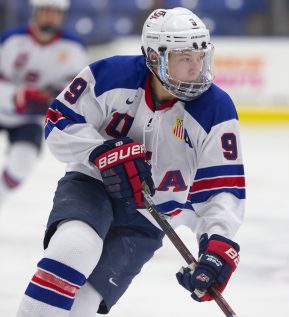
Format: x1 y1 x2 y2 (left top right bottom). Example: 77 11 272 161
0 125 289 316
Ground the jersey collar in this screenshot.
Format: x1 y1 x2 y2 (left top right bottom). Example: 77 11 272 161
145 72 177 112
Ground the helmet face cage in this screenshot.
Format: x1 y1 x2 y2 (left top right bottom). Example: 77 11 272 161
142 8 215 101
158 45 214 101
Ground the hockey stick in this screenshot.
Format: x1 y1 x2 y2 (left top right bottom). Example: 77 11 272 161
142 184 238 317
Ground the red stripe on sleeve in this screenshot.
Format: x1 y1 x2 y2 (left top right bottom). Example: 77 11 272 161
192 176 245 192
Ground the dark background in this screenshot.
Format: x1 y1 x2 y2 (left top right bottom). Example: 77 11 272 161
0 0 289 45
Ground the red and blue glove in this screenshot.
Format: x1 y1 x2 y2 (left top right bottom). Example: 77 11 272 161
14 86 52 115
176 233 240 302
89 137 154 207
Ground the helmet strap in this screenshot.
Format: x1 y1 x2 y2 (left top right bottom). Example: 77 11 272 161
158 51 166 82
142 46 177 95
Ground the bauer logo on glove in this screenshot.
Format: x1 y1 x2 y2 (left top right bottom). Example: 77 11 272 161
95 142 145 170
176 233 240 302
89 137 154 207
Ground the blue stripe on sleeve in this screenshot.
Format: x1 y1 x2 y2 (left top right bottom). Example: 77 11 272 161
50 100 86 124
191 188 246 204
45 99 86 139
157 200 194 213
45 118 73 139
194 164 245 180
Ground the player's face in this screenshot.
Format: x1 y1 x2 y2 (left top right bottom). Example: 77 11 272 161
34 7 64 38
168 50 204 83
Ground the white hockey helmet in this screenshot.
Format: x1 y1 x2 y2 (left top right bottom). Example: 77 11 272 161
142 7 214 101
30 0 70 10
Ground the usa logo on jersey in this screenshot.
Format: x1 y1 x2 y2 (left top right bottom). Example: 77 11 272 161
173 116 184 141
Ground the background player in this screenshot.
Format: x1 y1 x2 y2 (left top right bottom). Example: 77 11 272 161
17 7 245 316
0 0 87 209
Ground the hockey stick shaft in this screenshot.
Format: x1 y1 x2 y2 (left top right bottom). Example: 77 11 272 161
142 186 238 317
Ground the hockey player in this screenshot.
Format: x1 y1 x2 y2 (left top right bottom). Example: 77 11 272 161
0 0 87 208
17 7 245 316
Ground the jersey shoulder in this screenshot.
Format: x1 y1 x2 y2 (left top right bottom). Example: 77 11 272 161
59 29 85 48
89 55 148 97
184 83 238 134
0 26 28 44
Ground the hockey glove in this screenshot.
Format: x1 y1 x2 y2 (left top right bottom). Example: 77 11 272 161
14 86 52 115
176 233 240 302
89 137 154 207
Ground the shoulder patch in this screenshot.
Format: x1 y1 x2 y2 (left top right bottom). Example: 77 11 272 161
60 30 85 47
89 55 148 97
185 84 238 134
0 26 28 44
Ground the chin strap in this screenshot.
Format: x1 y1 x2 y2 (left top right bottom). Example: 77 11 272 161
158 47 167 82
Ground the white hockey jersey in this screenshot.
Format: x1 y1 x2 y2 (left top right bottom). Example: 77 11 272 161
0 26 87 127
45 55 246 239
